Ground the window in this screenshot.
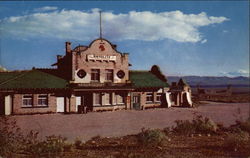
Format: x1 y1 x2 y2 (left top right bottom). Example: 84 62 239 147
93 93 101 106
105 69 113 81
38 94 48 106
116 93 125 104
22 95 33 107
91 69 100 81
156 93 162 102
146 93 153 103
104 93 112 105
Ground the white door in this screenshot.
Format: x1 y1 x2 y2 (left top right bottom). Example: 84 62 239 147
5 95 12 115
76 96 81 112
56 97 65 112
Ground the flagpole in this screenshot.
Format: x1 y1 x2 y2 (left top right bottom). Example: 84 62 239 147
99 11 102 40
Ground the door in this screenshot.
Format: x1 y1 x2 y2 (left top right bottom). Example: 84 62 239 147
56 97 65 112
76 96 83 112
5 95 12 115
132 95 140 110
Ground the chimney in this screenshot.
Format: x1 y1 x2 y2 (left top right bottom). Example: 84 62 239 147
57 55 62 60
65 42 71 54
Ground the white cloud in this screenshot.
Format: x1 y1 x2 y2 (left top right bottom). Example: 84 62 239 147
0 9 229 42
33 6 58 12
201 39 207 44
220 69 249 77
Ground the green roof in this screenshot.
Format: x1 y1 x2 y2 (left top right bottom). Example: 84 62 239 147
129 71 169 88
0 70 68 90
0 69 168 90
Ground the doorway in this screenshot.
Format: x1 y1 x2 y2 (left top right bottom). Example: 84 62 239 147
132 95 140 110
56 97 65 112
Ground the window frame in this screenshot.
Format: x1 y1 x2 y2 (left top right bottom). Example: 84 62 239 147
116 93 125 104
146 93 154 103
156 93 162 103
38 94 48 107
93 93 102 106
91 69 100 82
105 69 113 82
22 95 33 107
103 93 112 105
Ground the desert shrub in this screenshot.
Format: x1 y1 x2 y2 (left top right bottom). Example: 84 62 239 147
63 142 73 152
230 118 250 134
0 117 25 157
28 135 68 156
192 115 217 134
91 135 101 140
172 115 217 135
224 130 249 151
74 138 83 149
138 128 166 147
163 127 171 135
172 120 195 135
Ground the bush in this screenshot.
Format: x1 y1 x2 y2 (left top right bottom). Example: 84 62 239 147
0 117 24 157
224 130 249 151
28 135 68 156
230 118 250 134
193 115 218 134
74 138 83 149
172 115 217 135
138 128 166 147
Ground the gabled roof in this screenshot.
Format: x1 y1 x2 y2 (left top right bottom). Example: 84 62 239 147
129 70 169 88
0 70 68 90
178 78 189 86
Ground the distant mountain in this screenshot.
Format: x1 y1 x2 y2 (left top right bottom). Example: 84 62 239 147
167 76 250 87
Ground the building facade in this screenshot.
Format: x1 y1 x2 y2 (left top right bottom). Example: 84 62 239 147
0 38 178 115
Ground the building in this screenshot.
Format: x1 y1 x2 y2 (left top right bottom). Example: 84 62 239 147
0 38 175 115
169 78 193 107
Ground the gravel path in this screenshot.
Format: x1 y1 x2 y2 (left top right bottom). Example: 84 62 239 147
7 102 250 142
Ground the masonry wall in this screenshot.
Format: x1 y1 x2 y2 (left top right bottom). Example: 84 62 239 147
70 39 129 84
140 92 161 109
12 94 57 114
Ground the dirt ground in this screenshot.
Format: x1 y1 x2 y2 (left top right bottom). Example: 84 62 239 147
8 102 250 142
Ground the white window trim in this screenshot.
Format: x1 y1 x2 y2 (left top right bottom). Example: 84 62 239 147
155 93 162 103
105 69 113 82
93 93 101 106
91 69 100 82
103 93 112 105
116 94 125 104
38 94 48 106
22 95 33 107
146 93 154 103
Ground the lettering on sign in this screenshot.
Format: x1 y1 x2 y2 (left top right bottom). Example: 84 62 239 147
87 55 116 62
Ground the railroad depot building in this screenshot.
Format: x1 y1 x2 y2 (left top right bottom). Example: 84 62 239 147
0 38 184 115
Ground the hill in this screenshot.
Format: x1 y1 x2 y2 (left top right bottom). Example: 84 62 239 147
167 76 249 87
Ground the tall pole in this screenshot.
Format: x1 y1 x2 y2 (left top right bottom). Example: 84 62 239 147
99 11 102 39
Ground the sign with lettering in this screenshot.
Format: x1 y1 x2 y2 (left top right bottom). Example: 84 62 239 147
87 55 116 62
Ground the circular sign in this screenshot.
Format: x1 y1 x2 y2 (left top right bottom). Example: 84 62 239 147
77 69 86 78
117 70 125 79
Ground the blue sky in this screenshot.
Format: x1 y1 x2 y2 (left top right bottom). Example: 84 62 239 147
0 1 249 77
